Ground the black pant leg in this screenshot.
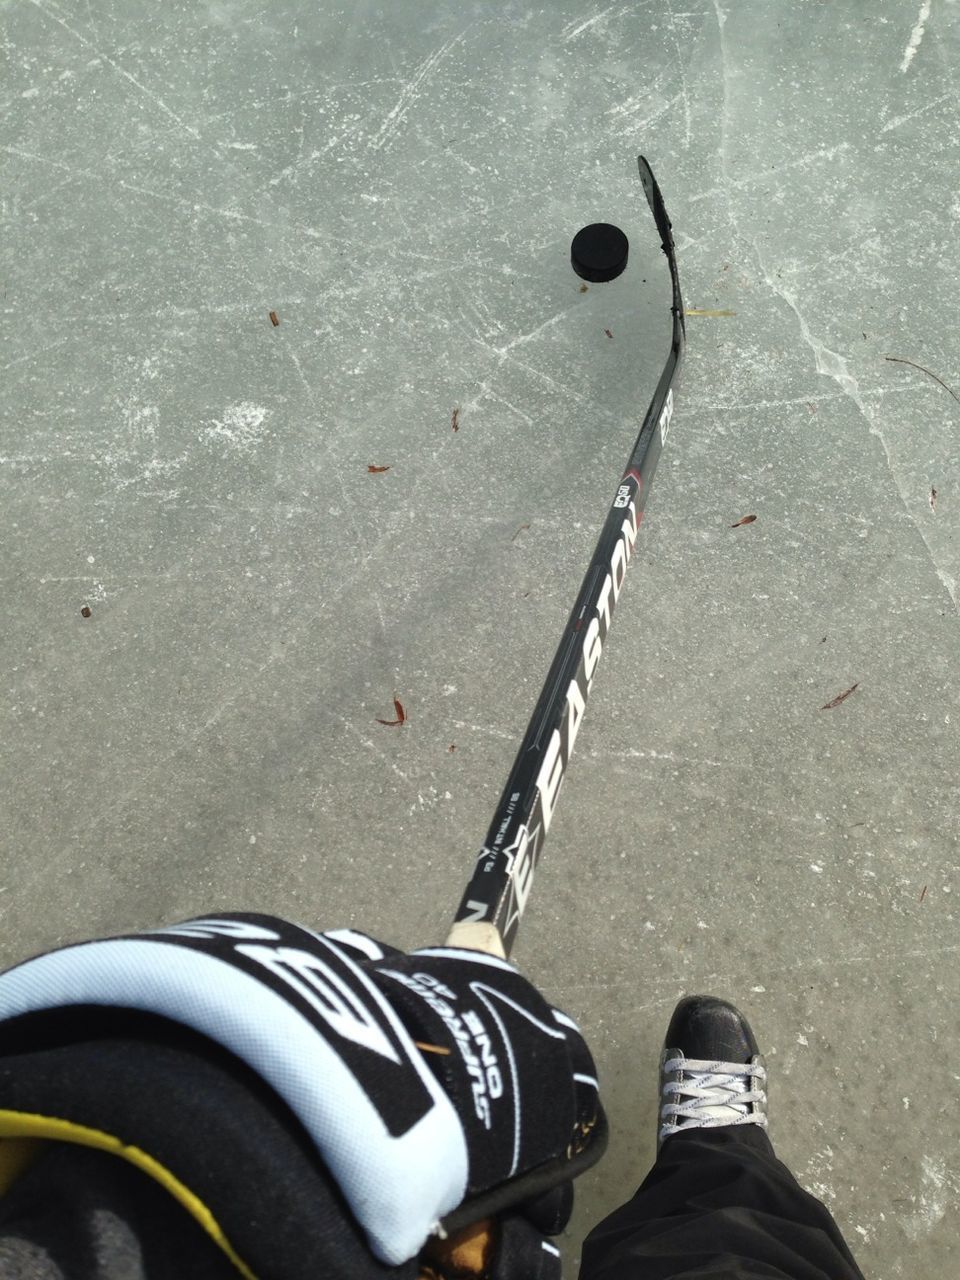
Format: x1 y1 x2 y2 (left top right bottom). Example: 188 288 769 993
579 1128 865 1280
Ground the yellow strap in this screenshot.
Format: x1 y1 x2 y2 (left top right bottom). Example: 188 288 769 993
0 1111 256 1280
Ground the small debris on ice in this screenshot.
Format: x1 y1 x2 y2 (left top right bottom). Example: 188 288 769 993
376 698 407 726
884 354 960 404
820 683 859 710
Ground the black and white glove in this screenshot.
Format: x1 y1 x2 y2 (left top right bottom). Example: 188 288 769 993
0 914 606 1279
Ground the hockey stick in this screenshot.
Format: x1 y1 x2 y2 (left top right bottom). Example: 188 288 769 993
446 157 685 959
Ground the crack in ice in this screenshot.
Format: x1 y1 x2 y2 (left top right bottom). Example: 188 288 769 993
754 248 957 609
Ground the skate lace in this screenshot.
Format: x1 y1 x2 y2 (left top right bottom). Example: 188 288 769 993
660 1056 768 1140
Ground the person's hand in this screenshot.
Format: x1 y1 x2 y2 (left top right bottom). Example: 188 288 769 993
0 914 606 1279
338 928 605 1279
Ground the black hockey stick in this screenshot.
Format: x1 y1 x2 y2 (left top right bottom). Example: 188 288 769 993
446 157 685 959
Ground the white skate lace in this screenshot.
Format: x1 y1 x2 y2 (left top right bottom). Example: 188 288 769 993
660 1055 768 1142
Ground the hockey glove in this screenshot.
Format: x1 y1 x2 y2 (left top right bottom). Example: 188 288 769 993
0 913 605 1279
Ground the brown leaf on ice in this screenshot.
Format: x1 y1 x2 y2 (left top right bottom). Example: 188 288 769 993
376 697 407 727
820 683 859 711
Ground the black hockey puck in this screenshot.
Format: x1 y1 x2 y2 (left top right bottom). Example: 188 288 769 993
571 223 629 282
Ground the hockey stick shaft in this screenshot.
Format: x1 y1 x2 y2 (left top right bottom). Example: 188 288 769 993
447 158 685 959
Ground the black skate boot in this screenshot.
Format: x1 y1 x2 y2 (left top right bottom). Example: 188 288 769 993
658 995 768 1150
